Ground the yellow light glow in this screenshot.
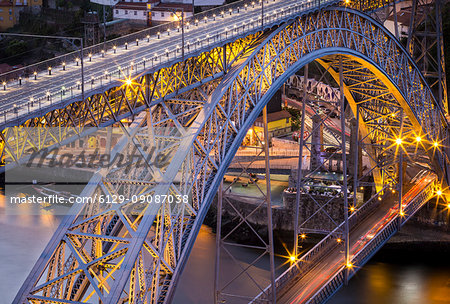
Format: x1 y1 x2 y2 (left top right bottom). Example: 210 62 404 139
346 262 353 268
378 196 382 201
396 138 402 145
415 136 421 142
125 79 132 86
392 189 396 194
337 238 342 243
437 190 442 196
300 233 306 239
400 211 405 216
447 203 450 209
434 141 439 148
289 256 296 262
350 206 355 212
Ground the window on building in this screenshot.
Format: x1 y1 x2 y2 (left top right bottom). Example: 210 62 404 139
151 11 154 16
134 11 137 15
143 11 146 16
9 16 12 20
116 9 118 14
125 10 128 14
286 118 290 123
170 13 173 17
161 12 164 17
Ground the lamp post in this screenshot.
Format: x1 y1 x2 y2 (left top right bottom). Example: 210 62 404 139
170 8 185 61
261 0 264 28
0 33 85 103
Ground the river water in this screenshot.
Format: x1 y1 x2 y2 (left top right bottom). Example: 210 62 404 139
1 194 449 304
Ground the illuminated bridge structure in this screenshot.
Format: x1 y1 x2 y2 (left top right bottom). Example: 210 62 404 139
1 0 449 303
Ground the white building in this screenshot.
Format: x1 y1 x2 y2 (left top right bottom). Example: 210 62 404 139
151 3 193 24
113 0 161 24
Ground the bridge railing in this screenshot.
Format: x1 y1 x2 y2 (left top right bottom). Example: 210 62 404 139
305 178 436 304
0 0 340 129
249 177 438 302
249 182 393 302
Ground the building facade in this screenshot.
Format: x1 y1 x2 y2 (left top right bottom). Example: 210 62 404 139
0 0 42 30
151 3 192 24
112 0 193 25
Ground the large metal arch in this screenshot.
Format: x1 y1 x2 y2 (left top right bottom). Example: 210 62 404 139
14 6 450 304
166 6 450 301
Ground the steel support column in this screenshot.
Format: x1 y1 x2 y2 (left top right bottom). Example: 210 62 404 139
353 104 359 208
214 181 223 304
263 105 276 303
294 64 308 258
339 56 350 284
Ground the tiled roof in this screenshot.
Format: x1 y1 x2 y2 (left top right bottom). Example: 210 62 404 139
255 110 292 123
152 3 193 12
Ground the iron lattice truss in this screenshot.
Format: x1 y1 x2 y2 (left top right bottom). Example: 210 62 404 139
12 6 450 304
1 33 262 168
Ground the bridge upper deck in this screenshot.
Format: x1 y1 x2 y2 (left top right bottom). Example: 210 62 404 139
0 0 339 130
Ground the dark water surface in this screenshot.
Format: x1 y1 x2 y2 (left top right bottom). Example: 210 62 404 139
328 245 450 304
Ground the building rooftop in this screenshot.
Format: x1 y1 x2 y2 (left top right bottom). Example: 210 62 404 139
255 110 292 123
0 1 12 7
114 1 158 10
152 3 193 12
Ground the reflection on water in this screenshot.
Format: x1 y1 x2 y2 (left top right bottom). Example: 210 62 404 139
329 260 450 304
0 193 62 304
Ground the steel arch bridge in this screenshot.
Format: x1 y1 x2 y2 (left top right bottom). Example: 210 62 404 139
6 2 449 304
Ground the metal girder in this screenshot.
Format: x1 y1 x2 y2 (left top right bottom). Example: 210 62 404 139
13 5 449 304
1 33 262 171
407 0 448 113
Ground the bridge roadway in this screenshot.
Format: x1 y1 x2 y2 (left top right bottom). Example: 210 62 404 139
0 0 336 128
276 175 433 303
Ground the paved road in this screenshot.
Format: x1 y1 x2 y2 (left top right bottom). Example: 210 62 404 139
277 175 432 303
0 0 333 124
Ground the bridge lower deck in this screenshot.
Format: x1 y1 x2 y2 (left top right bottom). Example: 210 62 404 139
277 180 426 303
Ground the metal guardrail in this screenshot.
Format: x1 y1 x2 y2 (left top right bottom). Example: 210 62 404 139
0 0 339 128
250 181 394 302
